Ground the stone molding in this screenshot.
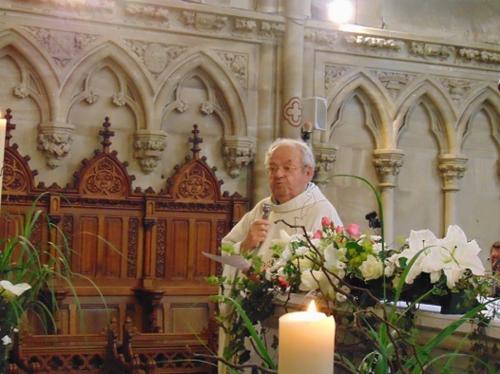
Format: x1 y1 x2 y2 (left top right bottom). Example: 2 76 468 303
133 130 167 174
372 149 405 188
437 154 468 191
312 142 338 188
222 136 256 178
37 123 75 169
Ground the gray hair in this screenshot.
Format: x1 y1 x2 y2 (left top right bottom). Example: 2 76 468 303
264 138 316 170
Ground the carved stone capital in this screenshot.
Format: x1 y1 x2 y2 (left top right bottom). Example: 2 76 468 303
313 142 338 188
438 154 468 191
372 149 405 188
133 130 167 174
222 136 256 178
37 123 75 169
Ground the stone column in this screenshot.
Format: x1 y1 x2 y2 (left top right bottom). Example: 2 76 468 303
254 40 276 202
312 141 338 189
372 149 404 244
280 0 310 138
37 122 75 169
438 154 468 234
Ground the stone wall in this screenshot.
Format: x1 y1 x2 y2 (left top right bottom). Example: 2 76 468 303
0 0 498 265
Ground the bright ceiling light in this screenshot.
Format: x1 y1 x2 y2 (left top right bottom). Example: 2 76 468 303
327 0 355 24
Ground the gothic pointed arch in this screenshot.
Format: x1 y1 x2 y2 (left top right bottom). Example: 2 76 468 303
395 78 457 153
326 70 393 149
155 48 248 137
59 41 153 130
0 28 58 122
456 85 500 150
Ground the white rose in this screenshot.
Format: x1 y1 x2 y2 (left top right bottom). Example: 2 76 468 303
2 335 12 346
359 255 383 281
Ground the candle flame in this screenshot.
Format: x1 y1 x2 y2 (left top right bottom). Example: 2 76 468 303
307 300 317 313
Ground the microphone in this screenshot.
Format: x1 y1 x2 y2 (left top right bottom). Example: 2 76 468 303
261 203 272 220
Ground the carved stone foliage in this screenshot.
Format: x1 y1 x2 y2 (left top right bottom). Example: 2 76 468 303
133 130 167 174
373 70 416 100
260 21 285 38
324 64 350 92
372 149 405 188
409 42 453 60
37 125 74 169
312 142 338 188
125 40 186 77
24 26 99 69
234 17 257 33
125 3 169 23
216 51 248 89
305 29 338 47
458 48 500 64
222 136 256 178
345 35 401 50
438 155 468 191
180 11 228 31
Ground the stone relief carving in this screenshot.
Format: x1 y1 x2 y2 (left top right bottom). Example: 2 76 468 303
458 48 500 64
222 136 256 178
133 131 167 174
373 70 416 100
260 21 285 38
84 89 99 104
305 29 338 47
216 51 248 89
372 150 405 188
234 18 257 32
324 64 350 92
112 92 126 106
175 99 189 113
438 78 473 103
312 142 338 188
180 11 228 31
24 26 99 69
125 3 169 23
409 42 452 59
438 155 468 191
37 124 74 169
13 84 29 99
125 40 186 77
345 35 401 50
199 101 214 115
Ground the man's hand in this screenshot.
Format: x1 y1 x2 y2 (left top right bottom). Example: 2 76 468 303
240 219 271 252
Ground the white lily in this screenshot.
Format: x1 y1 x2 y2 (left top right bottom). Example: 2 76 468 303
398 229 438 284
0 280 32 301
435 225 485 289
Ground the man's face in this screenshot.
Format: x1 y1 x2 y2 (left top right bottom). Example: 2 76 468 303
267 145 313 204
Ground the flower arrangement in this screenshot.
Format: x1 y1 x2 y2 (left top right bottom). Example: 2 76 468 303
0 204 77 372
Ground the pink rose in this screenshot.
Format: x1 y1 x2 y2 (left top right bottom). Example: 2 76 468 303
313 229 323 239
321 216 331 227
335 225 344 234
346 223 361 238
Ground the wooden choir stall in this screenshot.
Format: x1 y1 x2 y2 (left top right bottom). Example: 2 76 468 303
0 110 248 373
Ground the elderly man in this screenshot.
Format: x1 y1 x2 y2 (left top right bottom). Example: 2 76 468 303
222 138 342 262
218 138 342 373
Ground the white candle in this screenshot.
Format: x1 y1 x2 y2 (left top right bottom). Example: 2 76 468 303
0 111 6 209
278 300 335 374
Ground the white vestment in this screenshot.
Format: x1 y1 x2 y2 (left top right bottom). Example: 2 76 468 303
217 183 342 373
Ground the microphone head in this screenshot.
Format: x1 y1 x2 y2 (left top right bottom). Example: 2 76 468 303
262 203 272 219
